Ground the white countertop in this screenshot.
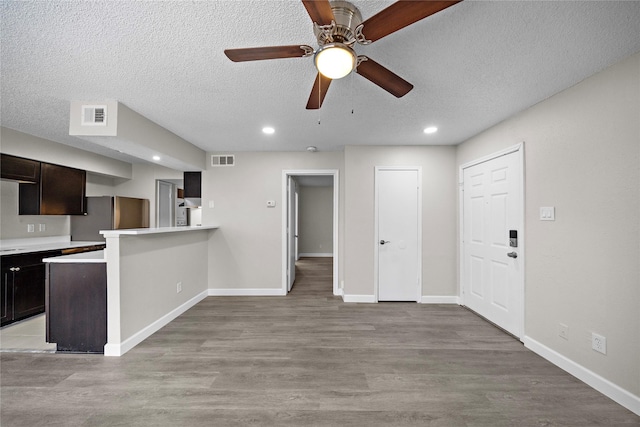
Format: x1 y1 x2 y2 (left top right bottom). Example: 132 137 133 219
100 225 218 237
0 236 105 256
43 250 106 263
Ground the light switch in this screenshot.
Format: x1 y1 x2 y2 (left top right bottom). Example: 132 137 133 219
208 200 214 208
266 200 276 208
540 207 555 221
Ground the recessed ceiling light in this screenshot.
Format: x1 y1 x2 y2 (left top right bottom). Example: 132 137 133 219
262 127 275 135
152 155 161 161
423 126 438 134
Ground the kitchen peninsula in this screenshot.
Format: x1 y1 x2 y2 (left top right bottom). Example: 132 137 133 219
100 225 217 356
41 226 217 355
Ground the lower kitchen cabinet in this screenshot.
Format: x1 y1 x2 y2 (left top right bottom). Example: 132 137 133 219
1 250 62 327
46 262 107 353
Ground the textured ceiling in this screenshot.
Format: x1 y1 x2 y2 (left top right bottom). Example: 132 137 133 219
2 1 640 165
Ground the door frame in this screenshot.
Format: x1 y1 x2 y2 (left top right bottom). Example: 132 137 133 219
281 169 340 295
286 176 298 292
458 143 525 338
374 166 423 303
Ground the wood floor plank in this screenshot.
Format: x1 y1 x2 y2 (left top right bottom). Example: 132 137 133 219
1 257 638 426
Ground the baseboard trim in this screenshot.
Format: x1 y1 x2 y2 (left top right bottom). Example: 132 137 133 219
104 290 208 357
208 288 286 296
420 296 460 304
298 253 333 258
524 336 640 416
342 294 376 303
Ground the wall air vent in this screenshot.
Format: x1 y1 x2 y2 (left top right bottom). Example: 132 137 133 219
211 154 235 167
81 105 107 126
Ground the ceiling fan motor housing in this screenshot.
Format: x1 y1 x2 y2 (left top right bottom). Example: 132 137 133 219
314 1 363 46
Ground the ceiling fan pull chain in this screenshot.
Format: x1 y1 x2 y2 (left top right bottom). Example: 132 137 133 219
318 76 321 124
350 71 355 115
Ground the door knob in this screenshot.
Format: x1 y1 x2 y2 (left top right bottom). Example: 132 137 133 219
380 240 390 245
507 252 518 258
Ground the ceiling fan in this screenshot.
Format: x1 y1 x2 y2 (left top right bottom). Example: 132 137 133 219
224 0 462 109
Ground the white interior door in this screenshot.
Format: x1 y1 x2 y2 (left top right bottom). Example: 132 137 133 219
462 150 523 337
287 176 298 292
376 168 421 302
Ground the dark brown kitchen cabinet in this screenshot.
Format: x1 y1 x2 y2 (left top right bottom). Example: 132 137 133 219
183 171 201 198
1 250 62 326
46 262 107 353
19 162 86 215
0 154 41 183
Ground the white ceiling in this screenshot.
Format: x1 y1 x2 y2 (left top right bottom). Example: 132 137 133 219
2 1 639 166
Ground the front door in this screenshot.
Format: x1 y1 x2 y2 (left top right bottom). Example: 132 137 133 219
376 167 421 301
462 149 523 337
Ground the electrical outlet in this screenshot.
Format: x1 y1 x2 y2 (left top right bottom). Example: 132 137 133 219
558 323 569 340
592 333 607 354
39 223 46 232
176 282 182 293
27 224 35 233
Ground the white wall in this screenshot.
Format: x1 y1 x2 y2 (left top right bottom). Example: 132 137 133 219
0 181 70 239
343 146 458 300
115 103 206 171
204 151 343 292
103 229 211 356
298 185 333 256
117 231 209 340
457 53 640 402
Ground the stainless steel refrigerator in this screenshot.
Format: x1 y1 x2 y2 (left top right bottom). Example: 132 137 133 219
70 196 150 241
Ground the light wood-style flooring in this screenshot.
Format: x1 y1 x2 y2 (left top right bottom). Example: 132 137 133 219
1 257 638 426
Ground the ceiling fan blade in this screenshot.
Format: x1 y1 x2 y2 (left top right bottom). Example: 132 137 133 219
224 45 313 62
306 73 332 110
302 0 335 26
356 56 413 98
358 1 462 43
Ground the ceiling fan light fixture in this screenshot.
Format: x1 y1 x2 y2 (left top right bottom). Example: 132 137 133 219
314 43 356 79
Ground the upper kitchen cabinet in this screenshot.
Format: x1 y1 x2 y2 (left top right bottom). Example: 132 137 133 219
183 171 201 207
1 154 41 183
19 162 86 215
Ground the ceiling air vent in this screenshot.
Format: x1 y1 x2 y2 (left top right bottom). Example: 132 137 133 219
81 105 107 126
211 154 235 167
